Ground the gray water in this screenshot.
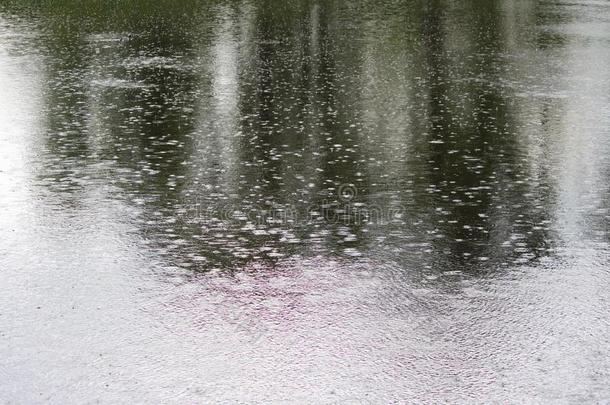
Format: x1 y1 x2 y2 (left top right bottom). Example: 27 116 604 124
1 0 609 403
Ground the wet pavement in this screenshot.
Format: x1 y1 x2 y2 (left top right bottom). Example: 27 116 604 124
1 0 609 403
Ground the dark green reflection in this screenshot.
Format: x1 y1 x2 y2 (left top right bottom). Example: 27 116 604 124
4 0 572 272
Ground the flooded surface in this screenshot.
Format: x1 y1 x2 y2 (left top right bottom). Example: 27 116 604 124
1 0 609 402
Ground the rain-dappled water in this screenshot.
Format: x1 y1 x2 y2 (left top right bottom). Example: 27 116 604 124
1 0 609 403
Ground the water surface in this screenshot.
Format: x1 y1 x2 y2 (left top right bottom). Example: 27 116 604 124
1 0 609 403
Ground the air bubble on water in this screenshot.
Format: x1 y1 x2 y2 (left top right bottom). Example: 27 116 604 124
343 248 362 257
